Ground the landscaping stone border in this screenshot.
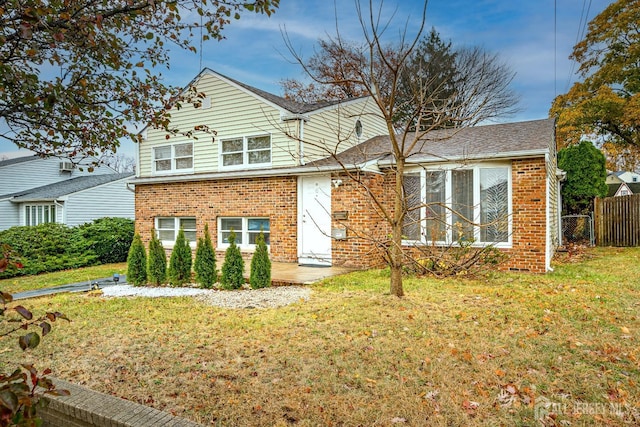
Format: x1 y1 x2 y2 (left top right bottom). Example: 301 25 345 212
41 377 202 427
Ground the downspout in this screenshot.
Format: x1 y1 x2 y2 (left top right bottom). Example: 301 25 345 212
299 117 305 166
53 200 64 224
281 114 309 166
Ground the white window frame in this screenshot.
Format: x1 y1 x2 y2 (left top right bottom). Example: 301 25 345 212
217 217 270 250
402 163 512 248
152 142 194 174
24 204 57 226
155 217 197 247
219 134 271 170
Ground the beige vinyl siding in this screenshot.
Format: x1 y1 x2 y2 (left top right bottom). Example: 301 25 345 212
302 98 387 163
139 72 300 177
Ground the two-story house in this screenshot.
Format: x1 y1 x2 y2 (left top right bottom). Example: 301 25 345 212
132 68 561 273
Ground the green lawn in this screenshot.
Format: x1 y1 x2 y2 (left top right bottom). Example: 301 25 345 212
0 248 638 426
0 263 127 293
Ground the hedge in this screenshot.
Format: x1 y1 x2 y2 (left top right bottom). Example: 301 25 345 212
0 218 134 279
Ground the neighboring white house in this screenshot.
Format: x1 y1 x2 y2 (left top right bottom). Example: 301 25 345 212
0 156 134 230
606 171 640 185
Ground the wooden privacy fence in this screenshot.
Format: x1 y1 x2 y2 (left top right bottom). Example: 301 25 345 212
594 194 640 246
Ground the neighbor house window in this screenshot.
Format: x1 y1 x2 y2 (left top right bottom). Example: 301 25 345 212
220 135 271 169
25 204 57 226
218 217 270 248
402 165 511 245
153 142 193 173
156 217 196 244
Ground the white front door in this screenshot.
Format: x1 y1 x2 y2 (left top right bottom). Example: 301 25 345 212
299 175 332 266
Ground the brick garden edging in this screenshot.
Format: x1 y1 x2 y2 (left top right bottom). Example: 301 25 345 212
40 377 202 427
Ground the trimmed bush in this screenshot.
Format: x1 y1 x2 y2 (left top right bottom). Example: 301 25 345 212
194 223 217 289
168 228 192 287
126 234 147 286
220 230 244 290
147 230 167 286
77 217 134 264
0 223 96 278
250 230 271 289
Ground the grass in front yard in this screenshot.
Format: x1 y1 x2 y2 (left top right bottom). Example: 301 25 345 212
0 263 127 293
0 248 638 426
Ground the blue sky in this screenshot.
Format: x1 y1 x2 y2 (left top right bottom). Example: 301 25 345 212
1 0 612 159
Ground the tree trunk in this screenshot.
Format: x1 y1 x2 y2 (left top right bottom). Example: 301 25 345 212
389 254 404 297
389 161 405 297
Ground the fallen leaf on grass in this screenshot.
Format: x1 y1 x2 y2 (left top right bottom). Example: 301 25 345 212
462 399 479 415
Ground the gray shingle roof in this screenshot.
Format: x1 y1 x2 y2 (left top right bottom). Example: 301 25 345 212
308 118 555 168
4 173 134 201
0 155 40 168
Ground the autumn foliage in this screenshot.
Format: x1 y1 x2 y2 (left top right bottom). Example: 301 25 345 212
550 0 640 169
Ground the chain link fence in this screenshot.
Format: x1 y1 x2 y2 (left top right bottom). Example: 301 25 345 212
561 214 594 246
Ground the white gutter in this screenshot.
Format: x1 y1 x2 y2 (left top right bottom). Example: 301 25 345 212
377 148 550 167
130 163 359 185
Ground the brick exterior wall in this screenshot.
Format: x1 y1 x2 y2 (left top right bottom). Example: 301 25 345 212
135 157 550 273
330 172 390 268
135 176 298 263
501 157 549 272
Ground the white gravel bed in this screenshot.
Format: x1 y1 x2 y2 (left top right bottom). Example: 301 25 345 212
101 284 311 309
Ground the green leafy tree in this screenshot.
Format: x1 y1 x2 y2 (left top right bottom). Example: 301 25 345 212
0 1 279 161
250 230 271 289
126 233 147 286
194 224 217 289
168 228 192 287
558 140 608 214
550 0 640 169
220 230 244 290
147 231 167 286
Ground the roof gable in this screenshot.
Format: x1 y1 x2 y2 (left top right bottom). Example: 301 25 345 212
189 68 366 115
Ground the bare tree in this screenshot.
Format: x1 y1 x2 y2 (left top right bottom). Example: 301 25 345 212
101 152 136 173
285 1 519 297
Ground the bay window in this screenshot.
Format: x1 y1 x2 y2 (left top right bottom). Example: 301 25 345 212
402 165 511 245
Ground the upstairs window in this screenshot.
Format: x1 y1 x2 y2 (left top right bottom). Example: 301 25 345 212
221 135 271 169
153 142 193 173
